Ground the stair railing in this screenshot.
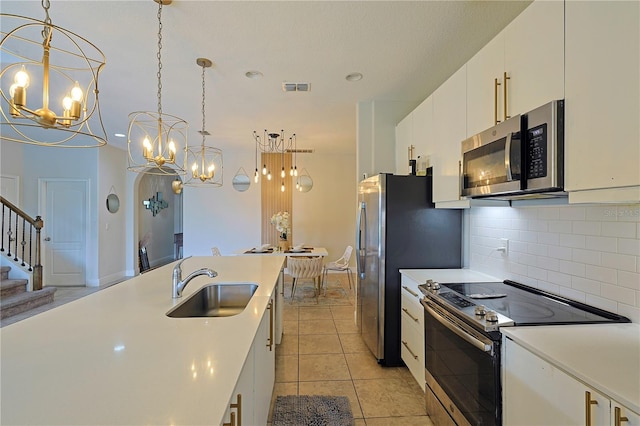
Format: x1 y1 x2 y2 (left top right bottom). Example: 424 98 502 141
0 196 43 290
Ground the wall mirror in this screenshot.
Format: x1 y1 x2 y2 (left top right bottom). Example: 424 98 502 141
106 193 120 213
232 167 251 192
297 175 313 193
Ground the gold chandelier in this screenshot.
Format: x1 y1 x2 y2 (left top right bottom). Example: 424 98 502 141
0 0 107 147
183 58 223 188
127 0 187 176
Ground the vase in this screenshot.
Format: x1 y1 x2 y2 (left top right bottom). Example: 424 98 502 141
278 239 288 252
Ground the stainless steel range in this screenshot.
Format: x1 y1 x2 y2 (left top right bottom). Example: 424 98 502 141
418 279 630 426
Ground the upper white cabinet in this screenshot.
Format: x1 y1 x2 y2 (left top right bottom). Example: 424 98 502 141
395 113 413 175
565 1 640 203
432 66 469 206
395 96 434 176
467 0 564 137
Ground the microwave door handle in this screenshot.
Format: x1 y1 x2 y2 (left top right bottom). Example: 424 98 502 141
423 302 493 353
505 132 513 181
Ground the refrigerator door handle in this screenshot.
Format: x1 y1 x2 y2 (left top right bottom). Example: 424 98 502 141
357 202 366 279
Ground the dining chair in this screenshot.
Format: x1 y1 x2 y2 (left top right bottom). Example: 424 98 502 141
211 247 221 256
287 256 323 299
321 245 353 294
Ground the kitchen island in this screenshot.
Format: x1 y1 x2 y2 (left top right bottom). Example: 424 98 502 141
0 255 284 425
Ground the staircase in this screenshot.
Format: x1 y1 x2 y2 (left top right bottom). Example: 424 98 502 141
1 266 56 320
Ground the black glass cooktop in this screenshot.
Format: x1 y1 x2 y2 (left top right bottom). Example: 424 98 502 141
440 280 629 326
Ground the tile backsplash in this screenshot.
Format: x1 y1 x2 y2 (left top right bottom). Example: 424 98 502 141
468 203 640 323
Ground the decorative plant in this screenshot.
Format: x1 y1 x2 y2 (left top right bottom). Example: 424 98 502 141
270 211 290 240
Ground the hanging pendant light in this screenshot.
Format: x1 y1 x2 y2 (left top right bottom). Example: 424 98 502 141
183 58 223 188
0 0 107 147
127 0 187 176
252 129 295 189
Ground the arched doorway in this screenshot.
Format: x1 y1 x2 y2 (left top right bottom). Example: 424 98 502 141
135 172 183 271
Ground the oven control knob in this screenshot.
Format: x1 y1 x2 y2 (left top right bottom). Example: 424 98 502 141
485 310 499 323
474 305 487 316
425 279 434 289
431 282 441 290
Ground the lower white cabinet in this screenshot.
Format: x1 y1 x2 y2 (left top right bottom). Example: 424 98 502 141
400 274 425 392
504 337 640 426
221 294 276 426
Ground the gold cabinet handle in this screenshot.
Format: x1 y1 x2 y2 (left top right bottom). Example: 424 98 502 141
223 393 242 426
401 340 418 360
494 77 501 124
503 71 511 121
585 391 598 426
402 307 419 323
266 300 274 351
402 285 419 298
458 160 463 200
615 407 629 426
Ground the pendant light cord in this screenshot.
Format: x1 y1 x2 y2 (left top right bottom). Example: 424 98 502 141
156 1 163 117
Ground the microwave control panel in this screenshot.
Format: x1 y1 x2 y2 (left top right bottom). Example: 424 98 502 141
527 123 547 178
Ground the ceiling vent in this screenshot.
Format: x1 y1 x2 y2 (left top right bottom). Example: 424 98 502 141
282 82 311 92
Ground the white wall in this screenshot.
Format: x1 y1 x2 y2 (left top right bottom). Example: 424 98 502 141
468 203 640 322
97 145 127 285
183 147 357 263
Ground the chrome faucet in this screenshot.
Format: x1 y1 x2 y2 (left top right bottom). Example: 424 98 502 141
172 256 217 298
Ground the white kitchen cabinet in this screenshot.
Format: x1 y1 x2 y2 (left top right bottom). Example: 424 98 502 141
275 268 284 344
432 66 469 207
222 345 255 426
400 274 425 392
612 401 640 426
504 337 640 426
467 0 564 137
221 294 276 426
395 96 434 177
254 297 276 424
564 1 640 203
395 113 413 175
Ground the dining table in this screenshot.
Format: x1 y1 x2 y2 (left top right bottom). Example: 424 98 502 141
237 246 328 257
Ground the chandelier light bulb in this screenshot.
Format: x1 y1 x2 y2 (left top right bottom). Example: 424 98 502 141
289 166 294 176
281 182 285 192
254 169 259 183
14 66 29 88
281 167 285 178
62 95 73 111
169 140 176 154
294 166 298 177
262 164 267 175
70 82 83 102
267 171 272 181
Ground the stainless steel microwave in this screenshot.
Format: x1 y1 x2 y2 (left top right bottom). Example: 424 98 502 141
461 99 564 198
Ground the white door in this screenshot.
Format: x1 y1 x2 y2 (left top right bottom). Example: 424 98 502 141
41 180 88 286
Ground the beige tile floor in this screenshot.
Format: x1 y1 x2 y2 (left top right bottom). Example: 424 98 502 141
271 273 434 426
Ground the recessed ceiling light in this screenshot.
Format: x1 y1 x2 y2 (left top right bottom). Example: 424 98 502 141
245 71 263 79
114 133 125 138
346 72 363 82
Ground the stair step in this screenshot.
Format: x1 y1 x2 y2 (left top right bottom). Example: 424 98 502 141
0 287 57 320
1 266 10 281
0 278 28 298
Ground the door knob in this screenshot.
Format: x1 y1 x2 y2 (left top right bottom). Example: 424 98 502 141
44 237 51 241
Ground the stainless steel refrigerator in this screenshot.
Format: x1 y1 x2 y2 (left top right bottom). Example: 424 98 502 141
356 173 462 366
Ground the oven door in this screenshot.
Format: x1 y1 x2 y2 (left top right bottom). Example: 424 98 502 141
461 115 522 197
422 298 501 426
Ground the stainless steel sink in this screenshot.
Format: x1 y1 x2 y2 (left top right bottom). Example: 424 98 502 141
166 283 258 318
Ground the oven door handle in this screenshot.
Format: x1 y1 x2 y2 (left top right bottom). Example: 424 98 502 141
424 303 493 353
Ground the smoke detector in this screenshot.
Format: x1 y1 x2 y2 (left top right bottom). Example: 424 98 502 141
282 82 311 92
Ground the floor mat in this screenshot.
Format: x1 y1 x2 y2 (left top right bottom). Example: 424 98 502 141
272 395 354 426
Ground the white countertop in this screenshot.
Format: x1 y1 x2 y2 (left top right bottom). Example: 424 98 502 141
0 255 285 425
399 268 501 283
503 324 640 414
